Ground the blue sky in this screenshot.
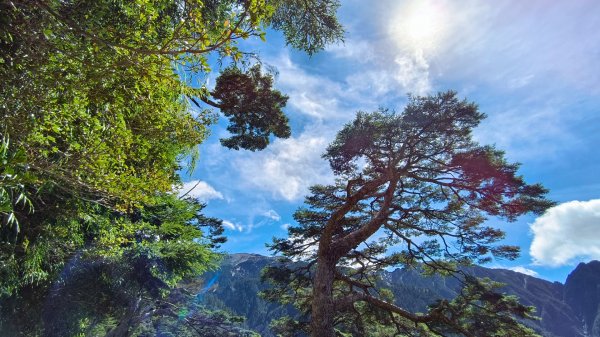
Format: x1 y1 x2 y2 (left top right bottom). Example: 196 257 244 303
180 0 600 283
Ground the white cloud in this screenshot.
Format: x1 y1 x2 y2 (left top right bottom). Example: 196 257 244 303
326 37 376 64
326 16 434 95
287 233 319 261
530 199 600 267
262 209 281 221
393 50 431 95
221 207 283 234
281 223 291 230
507 266 539 277
343 70 396 99
177 180 223 202
222 220 244 232
235 38 441 202
234 130 334 201
269 53 347 120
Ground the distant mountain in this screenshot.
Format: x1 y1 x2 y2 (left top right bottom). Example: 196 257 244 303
565 261 600 336
197 255 600 337
200 254 296 335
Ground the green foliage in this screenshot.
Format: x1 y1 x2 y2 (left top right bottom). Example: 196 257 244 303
266 92 552 336
0 0 343 305
136 306 262 337
0 0 344 334
0 136 33 235
0 199 85 298
212 65 291 151
270 316 308 337
0 194 224 336
269 0 344 55
130 277 262 337
0 0 339 232
424 277 539 337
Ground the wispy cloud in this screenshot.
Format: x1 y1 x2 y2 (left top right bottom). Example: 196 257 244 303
177 180 223 202
327 0 599 162
262 209 281 221
393 50 431 95
325 37 376 64
234 130 333 201
326 1 437 96
222 220 244 232
473 103 574 161
222 208 284 234
507 266 539 277
269 52 348 121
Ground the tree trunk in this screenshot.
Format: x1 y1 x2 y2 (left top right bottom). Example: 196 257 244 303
105 296 142 337
311 253 336 337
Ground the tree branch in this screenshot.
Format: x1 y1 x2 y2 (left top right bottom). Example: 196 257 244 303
189 95 221 110
32 0 250 57
331 176 398 260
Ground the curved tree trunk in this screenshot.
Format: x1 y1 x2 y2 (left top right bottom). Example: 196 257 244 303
311 253 336 337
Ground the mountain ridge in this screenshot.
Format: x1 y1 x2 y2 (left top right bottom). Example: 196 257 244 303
197 254 598 337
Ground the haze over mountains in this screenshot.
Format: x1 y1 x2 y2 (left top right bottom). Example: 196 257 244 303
198 254 600 337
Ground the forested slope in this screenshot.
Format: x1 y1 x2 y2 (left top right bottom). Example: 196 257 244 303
198 255 596 337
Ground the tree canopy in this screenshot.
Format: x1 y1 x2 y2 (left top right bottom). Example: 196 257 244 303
1 0 343 211
0 0 343 334
265 92 554 337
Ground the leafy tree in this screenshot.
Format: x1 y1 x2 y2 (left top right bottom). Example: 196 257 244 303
131 277 262 337
195 64 291 151
0 0 344 334
0 0 343 305
265 92 554 337
1 0 343 209
0 194 227 336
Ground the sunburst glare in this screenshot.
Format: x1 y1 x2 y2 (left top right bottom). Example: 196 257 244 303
390 0 447 52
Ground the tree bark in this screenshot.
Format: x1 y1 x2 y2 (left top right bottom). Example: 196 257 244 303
105 296 142 337
310 177 397 337
311 253 336 337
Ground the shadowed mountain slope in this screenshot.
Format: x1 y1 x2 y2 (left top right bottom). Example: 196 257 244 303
197 255 598 337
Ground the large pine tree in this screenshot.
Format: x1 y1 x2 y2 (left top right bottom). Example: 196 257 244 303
265 92 554 337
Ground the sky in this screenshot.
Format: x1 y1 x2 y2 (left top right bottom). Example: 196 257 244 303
179 0 600 283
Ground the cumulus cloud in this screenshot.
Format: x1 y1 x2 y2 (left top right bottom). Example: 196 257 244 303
530 199 600 267
177 180 223 202
234 130 334 201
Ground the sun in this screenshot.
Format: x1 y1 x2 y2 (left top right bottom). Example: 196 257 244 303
390 0 446 52
405 2 442 41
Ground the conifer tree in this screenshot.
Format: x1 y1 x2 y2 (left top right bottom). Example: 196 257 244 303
265 92 553 337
